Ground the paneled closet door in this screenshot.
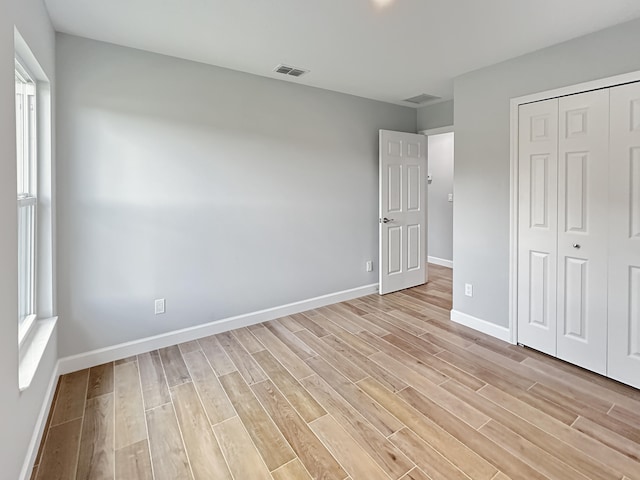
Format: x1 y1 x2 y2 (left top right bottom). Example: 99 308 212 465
608 82 640 389
556 90 609 375
517 99 559 356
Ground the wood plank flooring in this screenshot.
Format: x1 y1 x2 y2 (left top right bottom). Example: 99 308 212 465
33 265 640 480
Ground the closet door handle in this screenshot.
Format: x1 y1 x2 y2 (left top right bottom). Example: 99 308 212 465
572 244 581 249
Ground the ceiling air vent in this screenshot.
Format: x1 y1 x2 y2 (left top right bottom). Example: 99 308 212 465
274 64 310 78
403 93 441 105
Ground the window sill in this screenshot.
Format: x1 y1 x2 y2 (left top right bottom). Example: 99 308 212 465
19 316 57 392
18 314 37 349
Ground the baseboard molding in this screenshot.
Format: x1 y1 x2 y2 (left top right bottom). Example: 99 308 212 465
428 256 453 268
20 360 60 480
58 283 379 375
450 309 511 343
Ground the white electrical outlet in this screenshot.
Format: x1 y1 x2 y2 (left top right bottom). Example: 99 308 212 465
464 284 473 297
448 193 454 202
154 298 166 315
366 260 373 272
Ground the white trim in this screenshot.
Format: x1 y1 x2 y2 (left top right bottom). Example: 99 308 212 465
19 317 57 391
18 313 37 348
58 283 378 374
509 69 640 346
19 359 59 480
419 125 454 136
427 256 453 269
509 94 520 345
510 70 640 108
450 310 511 343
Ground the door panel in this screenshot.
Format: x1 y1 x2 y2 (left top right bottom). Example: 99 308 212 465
388 227 402 274
608 82 640 388
557 89 609 375
379 130 427 295
530 154 550 228
407 165 421 211
629 267 640 358
407 224 420 270
517 99 559 356
529 251 550 327
564 152 588 232
563 257 587 339
388 165 402 212
631 148 640 238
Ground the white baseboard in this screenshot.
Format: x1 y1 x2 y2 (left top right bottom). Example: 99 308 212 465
58 283 379 375
450 310 511 343
20 360 60 480
428 256 453 269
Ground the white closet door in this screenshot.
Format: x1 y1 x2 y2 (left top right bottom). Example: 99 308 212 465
556 90 609 375
608 82 640 389
517 99 559 356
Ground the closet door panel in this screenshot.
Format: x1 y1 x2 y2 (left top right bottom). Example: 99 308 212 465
557 90 609 375
517 99 559 355
608 82 640 389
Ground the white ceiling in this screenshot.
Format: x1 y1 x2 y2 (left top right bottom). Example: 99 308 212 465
45 0 640 106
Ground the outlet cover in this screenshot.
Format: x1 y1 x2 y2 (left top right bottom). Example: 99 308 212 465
464 284 473 297
155 298 166 315
366 260 373 272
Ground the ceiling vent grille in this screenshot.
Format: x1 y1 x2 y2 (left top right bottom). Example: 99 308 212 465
274 64 310 78
403 93 441 105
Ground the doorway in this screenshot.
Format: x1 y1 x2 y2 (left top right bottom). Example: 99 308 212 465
421 127 454 270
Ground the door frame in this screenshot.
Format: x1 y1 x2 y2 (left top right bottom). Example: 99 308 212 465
508 69 640 345
419 125 454 269
420 125 454 136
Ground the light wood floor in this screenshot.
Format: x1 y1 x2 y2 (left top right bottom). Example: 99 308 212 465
33 264 640 480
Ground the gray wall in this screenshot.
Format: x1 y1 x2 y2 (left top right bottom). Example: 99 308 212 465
427 133 454 262
417 99 454 131
0 0 57 478
56 34 416 356
453 17 640 327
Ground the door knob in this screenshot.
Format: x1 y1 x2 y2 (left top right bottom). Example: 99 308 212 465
572 244 581 249
382 217 394 224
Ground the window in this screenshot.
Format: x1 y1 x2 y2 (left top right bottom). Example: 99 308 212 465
15 30 55 390
16 59 37 345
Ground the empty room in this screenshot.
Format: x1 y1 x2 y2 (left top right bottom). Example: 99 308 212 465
3 1 640 479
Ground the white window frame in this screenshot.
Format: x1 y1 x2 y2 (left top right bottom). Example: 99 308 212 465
15 58 38 347
15 28 56 392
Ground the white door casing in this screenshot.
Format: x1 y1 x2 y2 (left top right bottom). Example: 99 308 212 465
556 89 609 375
517 98 559 356
608 82 640 389
379 130 428 295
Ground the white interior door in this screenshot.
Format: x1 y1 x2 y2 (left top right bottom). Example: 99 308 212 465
556 89 609 375
608 82 640 389
517 98 559 356
379 130 427 295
